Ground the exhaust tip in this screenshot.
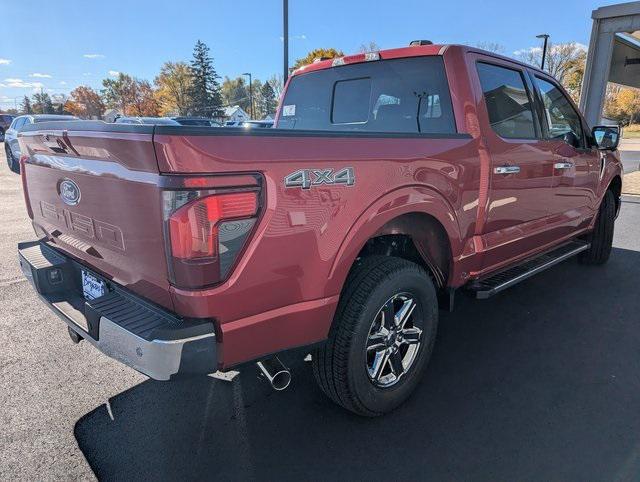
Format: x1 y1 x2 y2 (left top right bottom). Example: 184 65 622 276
257 356 291 391
270 369 292 391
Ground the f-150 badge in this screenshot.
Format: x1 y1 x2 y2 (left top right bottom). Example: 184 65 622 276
284 168 355 189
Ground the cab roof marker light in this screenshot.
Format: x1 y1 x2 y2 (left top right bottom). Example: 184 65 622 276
331 52 380 67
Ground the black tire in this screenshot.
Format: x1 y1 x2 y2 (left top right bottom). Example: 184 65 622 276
5 144 19 174
579 189 616 265
313 256 438 416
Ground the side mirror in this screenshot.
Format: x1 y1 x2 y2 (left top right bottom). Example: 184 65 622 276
592 125 620 151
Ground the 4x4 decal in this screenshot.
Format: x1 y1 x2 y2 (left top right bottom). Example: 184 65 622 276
284 167 355 189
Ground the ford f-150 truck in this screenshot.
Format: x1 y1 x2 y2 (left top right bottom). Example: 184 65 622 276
16 43 622 416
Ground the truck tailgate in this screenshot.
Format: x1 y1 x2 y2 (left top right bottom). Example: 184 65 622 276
18 124 173 310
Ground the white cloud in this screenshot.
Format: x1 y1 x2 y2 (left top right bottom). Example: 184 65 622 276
513 46 543 56
29 73 52 78
59 81 67 85
0 58 11 65
82 72 92 76
83 53 105 59
108 70 120 77
3 78 44 88
279 34 307 42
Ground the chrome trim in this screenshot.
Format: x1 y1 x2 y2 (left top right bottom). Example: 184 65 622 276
494 165 521 175
554 161 574 169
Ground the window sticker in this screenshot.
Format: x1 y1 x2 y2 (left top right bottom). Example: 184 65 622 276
282 104 296 116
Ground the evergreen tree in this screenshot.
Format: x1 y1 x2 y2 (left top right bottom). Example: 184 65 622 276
260 81 277 117
189 40 223 117
20 96 33 114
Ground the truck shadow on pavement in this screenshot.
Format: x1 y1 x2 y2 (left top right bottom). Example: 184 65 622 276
74 247 640 481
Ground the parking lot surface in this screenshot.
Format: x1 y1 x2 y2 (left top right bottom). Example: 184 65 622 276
2 143 640 480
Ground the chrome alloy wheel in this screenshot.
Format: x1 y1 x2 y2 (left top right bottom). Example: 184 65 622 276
365 293 423 388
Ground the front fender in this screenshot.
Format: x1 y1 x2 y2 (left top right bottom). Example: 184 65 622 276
326 184 463 296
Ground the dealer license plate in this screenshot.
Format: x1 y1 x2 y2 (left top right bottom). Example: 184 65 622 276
82 270 106 300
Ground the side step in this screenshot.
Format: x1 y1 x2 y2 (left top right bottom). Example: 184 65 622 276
468 240 590 299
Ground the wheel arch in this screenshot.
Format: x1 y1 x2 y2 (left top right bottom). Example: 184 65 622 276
327 186 461 298
608 175 622 214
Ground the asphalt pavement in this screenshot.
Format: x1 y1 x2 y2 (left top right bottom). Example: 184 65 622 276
2 143 640 481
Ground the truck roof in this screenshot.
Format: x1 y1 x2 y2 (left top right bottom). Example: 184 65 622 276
291 43 547 78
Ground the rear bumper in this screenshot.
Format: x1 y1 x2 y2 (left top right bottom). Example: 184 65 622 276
18 240 217 381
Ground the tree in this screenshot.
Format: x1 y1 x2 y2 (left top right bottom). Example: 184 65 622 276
359 41 380 53
293 48 344 69
20 96 32 114
259 80 277 117
64 86 105 119
268 74 284 100
102 73 159 116
221 76 250 112
476 42 506 54
606 87 640 125
31 92 54 114
517 42 586 85
155 61 193 116
102 73 137 113
189 40 224 117
129 80 160 117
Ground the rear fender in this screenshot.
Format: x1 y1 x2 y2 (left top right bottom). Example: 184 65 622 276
327 185 462 296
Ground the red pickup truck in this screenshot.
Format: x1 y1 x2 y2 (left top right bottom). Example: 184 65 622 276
17 43 622 416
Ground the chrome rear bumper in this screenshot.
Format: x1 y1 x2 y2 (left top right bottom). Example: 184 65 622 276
18 240 217 381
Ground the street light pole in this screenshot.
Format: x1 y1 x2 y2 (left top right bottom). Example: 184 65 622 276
243 72 253 119
283 0 289 82
536 34 550 71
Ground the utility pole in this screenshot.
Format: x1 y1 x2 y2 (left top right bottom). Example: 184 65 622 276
243 72 254 118
536 34 550 71
283 0 289 82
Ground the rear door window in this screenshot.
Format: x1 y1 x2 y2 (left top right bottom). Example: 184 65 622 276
279 56 456 134
476 62 537 139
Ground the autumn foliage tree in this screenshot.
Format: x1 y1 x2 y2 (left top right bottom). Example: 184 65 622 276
64 86 105 119
293 48 344 69
154 61 193 116
102 73 159 116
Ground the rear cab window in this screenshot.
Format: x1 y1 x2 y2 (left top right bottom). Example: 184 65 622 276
476 62 537 140
278 56 456 134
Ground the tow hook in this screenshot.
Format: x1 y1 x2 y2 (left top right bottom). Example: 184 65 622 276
67 326 83 344
256 356 291 391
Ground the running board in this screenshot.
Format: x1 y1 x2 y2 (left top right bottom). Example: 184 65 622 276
468 240 590 299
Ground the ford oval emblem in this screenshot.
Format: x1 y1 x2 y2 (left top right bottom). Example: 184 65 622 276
59 179 81 205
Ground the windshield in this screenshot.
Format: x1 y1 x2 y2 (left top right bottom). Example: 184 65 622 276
278 56 456 134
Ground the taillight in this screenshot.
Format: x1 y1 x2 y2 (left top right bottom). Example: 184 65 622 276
163 190 259 289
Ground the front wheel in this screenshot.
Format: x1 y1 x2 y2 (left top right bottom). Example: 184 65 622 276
579 189 616 265
312 256 438 416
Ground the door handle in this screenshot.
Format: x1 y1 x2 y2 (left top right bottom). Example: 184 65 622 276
494 165 521 175
554 161 574 169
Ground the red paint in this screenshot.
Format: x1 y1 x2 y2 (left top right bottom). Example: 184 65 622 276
18 45 622 369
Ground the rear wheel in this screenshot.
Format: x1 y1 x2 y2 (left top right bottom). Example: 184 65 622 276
313 256 438 416
579 189 616 265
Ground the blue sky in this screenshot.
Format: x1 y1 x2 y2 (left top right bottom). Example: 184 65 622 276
0 0 625 109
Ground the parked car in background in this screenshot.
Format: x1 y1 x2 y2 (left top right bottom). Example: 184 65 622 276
241 120 274 129
5 114 78 173
172 117 222 127
114 116 181 125
0 114 16 142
